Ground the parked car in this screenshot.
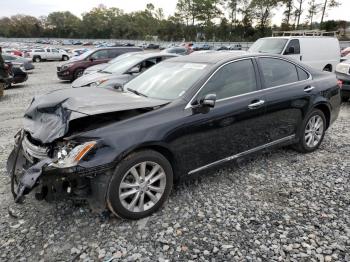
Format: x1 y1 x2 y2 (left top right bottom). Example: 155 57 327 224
335 60 350 102
7 52 341 219
3 48 23 57
192 43 211 51
340 54 350 62
249 36 340 72
72 53 177 88
341 47 350 57
83 51 143 75
2 54 35 71
57 47 143 81
214 45 229 51
4 61 28 88
229 44 242 50
145 43 160 49
27 48 70 62
161 47 189 55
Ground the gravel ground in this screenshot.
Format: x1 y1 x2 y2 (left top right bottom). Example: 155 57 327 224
0 62 349 262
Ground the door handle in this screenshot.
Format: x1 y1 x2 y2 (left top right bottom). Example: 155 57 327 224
304 86 315 93
248 100 265 109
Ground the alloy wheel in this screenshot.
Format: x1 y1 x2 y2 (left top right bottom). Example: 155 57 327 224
119 161 166 213
304 115 324 148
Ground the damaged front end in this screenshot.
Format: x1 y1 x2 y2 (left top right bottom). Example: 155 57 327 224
7 130 113 211
6 87 168 211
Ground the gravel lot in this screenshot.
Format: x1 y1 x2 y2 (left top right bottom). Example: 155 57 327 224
0 62 349 262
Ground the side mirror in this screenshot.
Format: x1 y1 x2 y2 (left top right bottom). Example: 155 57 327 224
192 94 216 114
200 94 216 108
128 66 140 75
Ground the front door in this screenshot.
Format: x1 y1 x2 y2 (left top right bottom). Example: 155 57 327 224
283 39 302 62
172 58 270 174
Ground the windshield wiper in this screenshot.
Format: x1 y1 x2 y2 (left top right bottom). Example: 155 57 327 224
100 70 112 74
127 88 148 97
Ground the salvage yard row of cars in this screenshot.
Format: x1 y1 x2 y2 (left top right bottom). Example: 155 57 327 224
3 34 348 219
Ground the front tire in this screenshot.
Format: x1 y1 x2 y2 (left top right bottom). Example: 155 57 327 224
73 68 84 80
107 150 173 220
293 109 326 153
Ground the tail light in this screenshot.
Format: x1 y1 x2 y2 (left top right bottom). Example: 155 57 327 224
337 80 343 89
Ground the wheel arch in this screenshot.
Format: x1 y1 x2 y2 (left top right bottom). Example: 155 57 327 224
118 143 178 179
323 64 332 72
313 102 331 129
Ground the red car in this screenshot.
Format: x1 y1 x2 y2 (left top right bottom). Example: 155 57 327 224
4 49 23 57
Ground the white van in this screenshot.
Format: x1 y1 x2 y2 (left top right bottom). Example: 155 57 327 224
249 37 340 72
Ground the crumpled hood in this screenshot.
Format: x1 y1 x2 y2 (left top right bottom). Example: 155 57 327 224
23 87 167 144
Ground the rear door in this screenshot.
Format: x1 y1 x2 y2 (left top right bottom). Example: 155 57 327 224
256 57 313 142
174 58 270 173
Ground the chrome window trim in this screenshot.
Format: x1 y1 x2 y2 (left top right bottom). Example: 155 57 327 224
185 56 312 110
188 134 296 175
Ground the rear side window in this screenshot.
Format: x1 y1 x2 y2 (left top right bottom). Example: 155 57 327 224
259 58 298 87
297 67 309 81
34 49 45 52
197 59 257 100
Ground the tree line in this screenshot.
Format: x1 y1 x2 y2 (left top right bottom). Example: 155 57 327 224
0 0 348 41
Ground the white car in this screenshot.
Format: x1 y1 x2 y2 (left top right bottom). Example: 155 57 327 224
249 36 340 72
27 48 70 62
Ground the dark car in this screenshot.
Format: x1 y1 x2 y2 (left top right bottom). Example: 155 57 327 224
4 61 28 88
72 53 177 88
161 47 189 55
7 52 341 219
146 43 160 49
2 54 35 71
57 47 143 81
335 60 350 101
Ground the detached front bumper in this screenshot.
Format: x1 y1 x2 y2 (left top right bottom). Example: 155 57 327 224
6 133 113 211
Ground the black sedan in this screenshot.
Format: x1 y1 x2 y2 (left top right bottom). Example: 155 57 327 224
3 54 35 71
6 52 341 219
4 62 28 88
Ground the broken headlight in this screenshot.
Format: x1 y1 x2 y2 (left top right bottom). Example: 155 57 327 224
52 141 96 168
89 79 108 87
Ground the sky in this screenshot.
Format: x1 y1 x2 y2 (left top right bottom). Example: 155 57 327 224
0 0 348 25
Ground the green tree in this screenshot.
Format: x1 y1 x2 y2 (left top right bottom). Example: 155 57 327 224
47 11 81 37
320 0 340 25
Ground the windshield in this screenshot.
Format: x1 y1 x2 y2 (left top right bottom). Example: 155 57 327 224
76 49 95 59
124 61 209 100
249 38 288 54
108 52 140 64
102 56 143 74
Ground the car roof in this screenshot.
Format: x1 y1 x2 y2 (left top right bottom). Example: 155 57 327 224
130 52 179 59
169 51 248 64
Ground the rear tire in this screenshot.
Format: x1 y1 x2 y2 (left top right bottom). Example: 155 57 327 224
107 150 173 220
293 109 326 153
62 55 69 61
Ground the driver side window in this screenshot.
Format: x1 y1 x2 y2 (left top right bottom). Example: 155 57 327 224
197 59 257 100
